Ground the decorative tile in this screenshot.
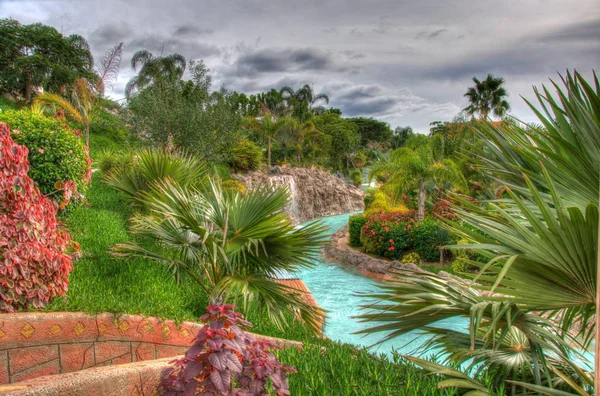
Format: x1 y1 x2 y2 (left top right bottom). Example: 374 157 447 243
50 324 62 335
179 328 191 338
141 322 153 334
20 324 35 339
74 322 85 336
161 325 171 339
98 323 108 334
118 320 130 333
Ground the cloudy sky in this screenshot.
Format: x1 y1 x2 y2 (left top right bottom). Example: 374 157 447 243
1 0 599 132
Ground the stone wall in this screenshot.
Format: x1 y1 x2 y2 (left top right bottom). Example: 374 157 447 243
0 312 302 385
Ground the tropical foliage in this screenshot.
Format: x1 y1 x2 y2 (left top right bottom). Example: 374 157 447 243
357 71 598 394
463 74 511 119
0 123 75 312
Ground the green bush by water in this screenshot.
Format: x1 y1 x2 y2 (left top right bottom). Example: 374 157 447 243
348 214 366 247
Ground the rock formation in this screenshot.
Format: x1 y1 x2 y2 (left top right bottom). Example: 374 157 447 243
236 166 364 224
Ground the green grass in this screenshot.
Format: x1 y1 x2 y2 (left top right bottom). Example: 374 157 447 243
277 340 456 395
0 97 21 112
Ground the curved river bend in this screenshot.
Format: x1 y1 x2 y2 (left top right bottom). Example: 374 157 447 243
296 213 466 358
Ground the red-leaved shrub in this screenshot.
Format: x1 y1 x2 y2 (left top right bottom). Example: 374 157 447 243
0 123 74 312
161 304 295 396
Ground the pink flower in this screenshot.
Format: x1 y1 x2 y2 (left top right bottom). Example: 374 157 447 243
67 150 73 154
38 148 44 154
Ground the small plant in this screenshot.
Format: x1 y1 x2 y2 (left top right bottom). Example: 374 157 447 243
222 179 247 195
349 169 362 187
401 252 421 265
229 139 263 172
0 109 92 203
348 215 366 247
96 149 136 177
0 122 75 312
161 304 295 395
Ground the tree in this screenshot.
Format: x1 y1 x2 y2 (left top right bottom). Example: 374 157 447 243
370 136 467 220
391 126 413 149
463 74 510 119
113 179 327 333
286 119 322 163
312 112 360 170
280 84 329 121
241 115 290 167
125 50 187 97
0 19 95 102
33 78 96 146
349 117 393 146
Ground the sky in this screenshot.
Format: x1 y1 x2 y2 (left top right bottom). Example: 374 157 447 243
1 0 599 132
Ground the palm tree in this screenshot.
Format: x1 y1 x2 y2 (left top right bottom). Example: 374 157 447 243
241 115 289 167
113 179 327 333
391 126 413 149
125 50 186 97
357 72 599 394
369 136 467 220
463 74 510 119
286 119 322 163
280 84 329 121
33 78 95 146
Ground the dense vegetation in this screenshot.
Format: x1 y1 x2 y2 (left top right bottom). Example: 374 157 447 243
0 16 596 395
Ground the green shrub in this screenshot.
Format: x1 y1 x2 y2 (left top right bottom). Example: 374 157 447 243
412 218 454 262
364 187 375 208
360 212 415 259
229 139 263 172
349 169 362 187
401 252 421 265
0 109 91 198
222 179 247 195
0 97 20 112
348 215 366 247
96 149 136 177
89 109 128 145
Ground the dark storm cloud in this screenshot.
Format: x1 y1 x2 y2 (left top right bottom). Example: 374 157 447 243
173 24 214 36
229 48 336 77
127 34 221 59
91 22 133 48
415 28 447 40
537 19 600 43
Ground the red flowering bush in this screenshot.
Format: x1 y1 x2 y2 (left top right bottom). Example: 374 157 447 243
0 123 75 312
161 304 295 396
431 199 459 220
360 211 416 259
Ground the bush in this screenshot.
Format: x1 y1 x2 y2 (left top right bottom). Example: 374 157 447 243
161 304 294 395
96 149 136 177
0 110 91 200
222 179 247 195
364 189 409 217
412 218 454 262
363 188 375 209
401 252 421 265
349 169 362 187
89 108 128 145
229 139 263 172
348 215 366 247
0 123 75 312
360 212 415 259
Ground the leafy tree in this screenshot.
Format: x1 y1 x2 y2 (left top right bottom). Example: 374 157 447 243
125 50 187 97
241 115 289 167
0 19 95 102
349 117 393 146
463 74 510 119
285 118 322 163
280 84 329 122
312 112 360 170
391 126 413 149
370 137 467 220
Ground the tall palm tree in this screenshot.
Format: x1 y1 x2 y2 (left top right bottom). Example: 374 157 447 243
280 84 329 121
369 136 467 220
33 78 95 146
125 50 186 97
113 179 327 333
357 71 599 394
463 74 510 119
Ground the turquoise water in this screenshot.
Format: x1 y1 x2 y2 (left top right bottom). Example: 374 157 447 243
296 213 466 357
297 213 594 370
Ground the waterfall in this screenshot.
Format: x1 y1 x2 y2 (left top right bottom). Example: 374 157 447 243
268 175 300 222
